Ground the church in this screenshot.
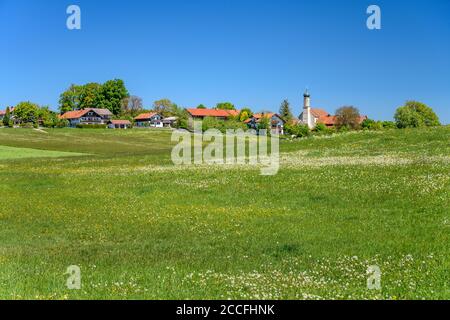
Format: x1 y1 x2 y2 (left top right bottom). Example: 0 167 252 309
299 90 367 129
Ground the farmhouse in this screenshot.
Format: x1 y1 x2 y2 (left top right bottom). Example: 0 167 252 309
134 112 163 128
108 120 131 129
59 108 113 127
300 91 367 128
162 117 178 128
245 113 285 134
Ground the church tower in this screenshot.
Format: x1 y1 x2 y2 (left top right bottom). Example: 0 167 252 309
302 89 314 129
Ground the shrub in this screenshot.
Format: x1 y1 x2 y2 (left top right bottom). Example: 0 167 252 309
313 123 335 135
76 124 107 129
20 122 34 128
382 121 396 129
284 123 310 138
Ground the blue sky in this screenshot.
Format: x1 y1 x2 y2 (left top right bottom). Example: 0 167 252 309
1 0 449 122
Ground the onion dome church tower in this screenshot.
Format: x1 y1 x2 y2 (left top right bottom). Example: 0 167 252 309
301 89 315 129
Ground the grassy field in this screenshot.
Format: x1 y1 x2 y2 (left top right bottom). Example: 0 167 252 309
0 127 448 300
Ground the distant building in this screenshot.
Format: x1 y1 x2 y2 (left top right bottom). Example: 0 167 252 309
108 120 132 129
134 113 163 128
186 108 239 121
162 117 178 128
299 91 367 128
245 113 285 134
59 108 113 127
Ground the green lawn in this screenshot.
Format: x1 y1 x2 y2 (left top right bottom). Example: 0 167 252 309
0 127 448 300
0 145 85 160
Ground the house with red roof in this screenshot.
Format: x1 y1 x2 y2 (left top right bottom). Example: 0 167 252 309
108 120 132 129
59 108 113 127
186 108 239 121
134 112 163 128
244 113 285 134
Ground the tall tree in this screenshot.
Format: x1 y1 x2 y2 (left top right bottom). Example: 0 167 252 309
59 84 83 112
100 79 129 115
2 107 11 127
394 101 440 128
153 99 176 117
335 106 361 130
279 99 293 122
79 83 103 109
121 95 143 116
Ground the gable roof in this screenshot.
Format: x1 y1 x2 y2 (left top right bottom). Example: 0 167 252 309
310 108 330 118
186 108 239 118
134 112 158 120
60 108 112 119
110 120 131 125
317 115 368 126
246 113 284 123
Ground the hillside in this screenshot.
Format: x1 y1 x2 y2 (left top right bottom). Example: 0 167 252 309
0 127 448 299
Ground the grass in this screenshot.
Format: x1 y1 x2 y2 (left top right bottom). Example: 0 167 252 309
0 127 448 300
0 145 85 160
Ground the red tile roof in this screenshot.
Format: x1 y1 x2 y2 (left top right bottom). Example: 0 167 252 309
60 110 87 119
318 115 368 126
187 108 239 118
134 112 158 120
311 108 330 118
60 108 112 119
110 120 131 125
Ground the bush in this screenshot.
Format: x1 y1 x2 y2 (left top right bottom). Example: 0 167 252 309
201 117 247 133
314 123 335 135
20 122 34 128
76 124 107 129
285 123 310 138
382 121 396 129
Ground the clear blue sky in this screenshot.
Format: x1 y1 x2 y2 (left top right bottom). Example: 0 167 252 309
1 0 449 122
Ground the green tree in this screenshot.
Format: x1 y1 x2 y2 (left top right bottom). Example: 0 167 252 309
100 79 129 115
196 104 207 109
279 99 293 122
216 102 235 110
79 83 103 109
335 106 361 130
14 102 40 124
2 107 11 127
394 101 440 128
59 84 83 112
239 108 253 122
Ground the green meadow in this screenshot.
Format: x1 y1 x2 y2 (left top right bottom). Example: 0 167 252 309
0 127 448 300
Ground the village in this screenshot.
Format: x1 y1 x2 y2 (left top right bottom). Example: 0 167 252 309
0 90 372 136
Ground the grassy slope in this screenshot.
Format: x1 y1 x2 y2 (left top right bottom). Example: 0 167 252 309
0 145 84 160
0 127 448 299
